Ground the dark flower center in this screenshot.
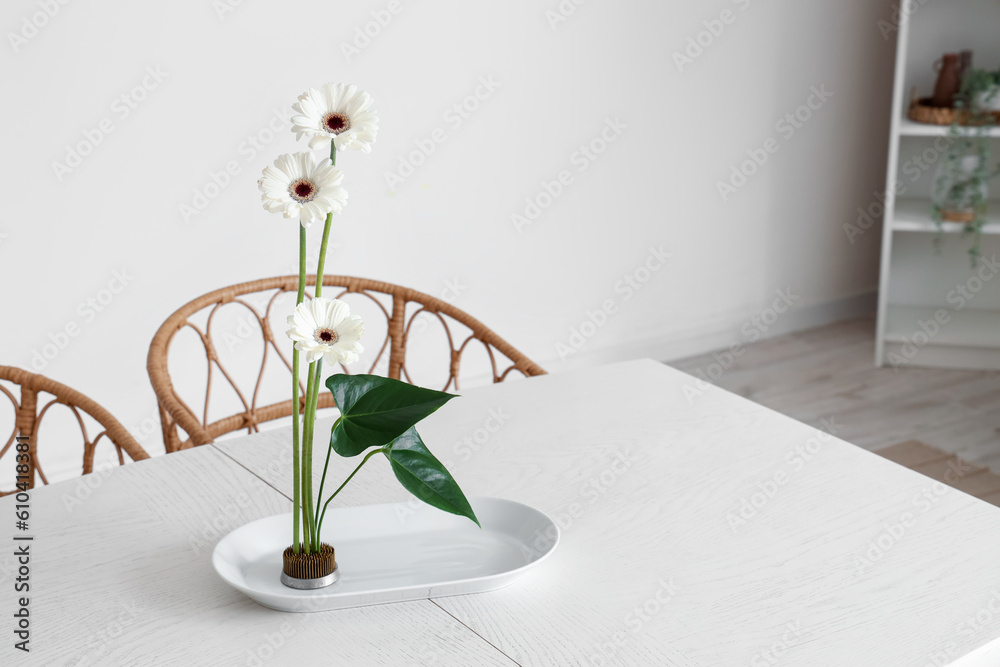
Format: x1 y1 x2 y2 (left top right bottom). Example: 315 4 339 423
323 112 351 135
289 180 315 202
316 328 338 344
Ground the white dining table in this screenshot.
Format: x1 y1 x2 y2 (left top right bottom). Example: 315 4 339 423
4 358 1000 666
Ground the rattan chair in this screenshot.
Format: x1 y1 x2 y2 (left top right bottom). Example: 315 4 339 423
0 366 150 495
147 275 545 452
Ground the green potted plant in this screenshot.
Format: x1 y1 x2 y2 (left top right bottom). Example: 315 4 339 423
931 69 1000 265
961 67 1000 112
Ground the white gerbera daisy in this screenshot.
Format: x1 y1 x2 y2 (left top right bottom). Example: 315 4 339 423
291 83 379 152
286 297 365 365
257 152 347 227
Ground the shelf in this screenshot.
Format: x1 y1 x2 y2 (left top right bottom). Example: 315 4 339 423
899 117 1000 138
884 305 1000 349
892 197 1000 234
877 0 1000 371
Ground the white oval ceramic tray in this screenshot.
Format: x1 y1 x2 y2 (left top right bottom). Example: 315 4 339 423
212 496 559 612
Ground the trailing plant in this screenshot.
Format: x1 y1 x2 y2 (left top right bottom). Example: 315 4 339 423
932 72 1000 266
960 67 1000 109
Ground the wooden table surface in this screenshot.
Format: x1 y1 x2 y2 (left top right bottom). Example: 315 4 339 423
4 359 1000 666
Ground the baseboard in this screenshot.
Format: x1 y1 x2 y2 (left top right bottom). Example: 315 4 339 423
541 290 878 373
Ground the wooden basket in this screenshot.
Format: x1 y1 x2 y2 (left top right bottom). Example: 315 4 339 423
940 209 976 223
908 93 1000 126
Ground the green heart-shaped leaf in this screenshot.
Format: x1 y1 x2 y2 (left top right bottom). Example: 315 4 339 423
327 374 457 457
385 428 479 527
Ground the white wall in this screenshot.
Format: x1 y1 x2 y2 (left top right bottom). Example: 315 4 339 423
0 0 895 479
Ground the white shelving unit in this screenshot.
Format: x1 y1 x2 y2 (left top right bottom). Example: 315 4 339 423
898 116 1000 138
875 0 1000 370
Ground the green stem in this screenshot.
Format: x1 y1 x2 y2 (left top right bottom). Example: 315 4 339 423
305 139 339 547
291 350 301 554
313 143 336 300
314 214 333 299
306 359 324 546
301 360 317 552
317 448 381 536
290 225 307 554
298 140 339 553
314 416 341 529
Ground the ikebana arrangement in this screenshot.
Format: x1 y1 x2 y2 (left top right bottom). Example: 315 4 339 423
256 83 478 589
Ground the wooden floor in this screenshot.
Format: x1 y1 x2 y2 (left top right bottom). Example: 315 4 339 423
878 440 1000 506
670 316 1000 473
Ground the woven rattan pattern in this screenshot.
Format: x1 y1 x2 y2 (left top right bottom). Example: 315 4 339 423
147 275 545 452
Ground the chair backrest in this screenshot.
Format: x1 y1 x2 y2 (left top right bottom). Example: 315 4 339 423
147 275 545 452
0 366 150 495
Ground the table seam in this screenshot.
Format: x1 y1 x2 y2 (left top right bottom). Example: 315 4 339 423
429 599 523 667
212 445 525 665
210 443 293 501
